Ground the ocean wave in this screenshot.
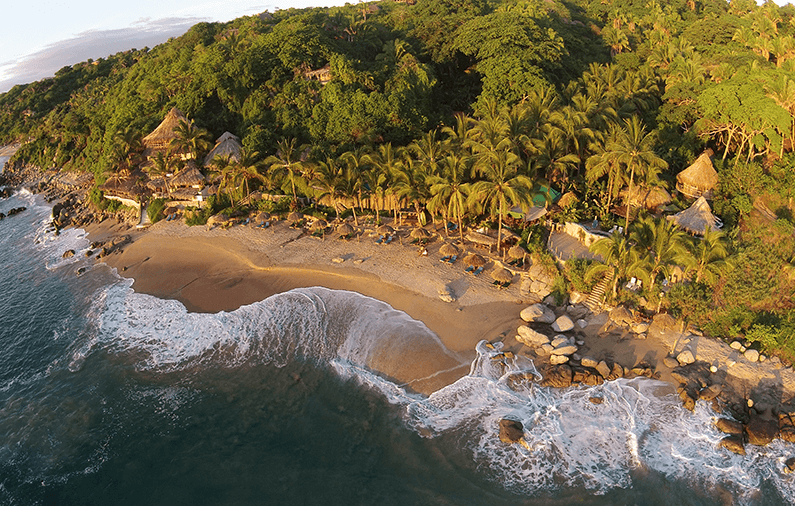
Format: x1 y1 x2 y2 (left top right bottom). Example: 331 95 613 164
84 277 795 504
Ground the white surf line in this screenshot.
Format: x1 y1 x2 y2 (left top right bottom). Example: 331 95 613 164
397 362 471 390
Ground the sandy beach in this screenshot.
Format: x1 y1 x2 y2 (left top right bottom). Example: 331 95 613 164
89 216 795 409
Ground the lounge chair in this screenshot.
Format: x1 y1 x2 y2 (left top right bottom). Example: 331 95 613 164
376 235 384 244
384 235 394 244
473 266 484 276
465 265 475 273
244 218 250 226
447 255 457 264
440 255 451 263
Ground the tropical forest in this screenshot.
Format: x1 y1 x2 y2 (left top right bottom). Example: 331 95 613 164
1 0 794 358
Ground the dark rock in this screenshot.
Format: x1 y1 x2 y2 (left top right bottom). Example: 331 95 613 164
715 418 744 435
609 306 633 326
499 419 524 444
719 434 746 455
90 241 103 249
786 457 795 473
505 372 539 391
76 267 87 276
62 250 75 259
779 413 795 443
678 385 697 411
699 384 722 402
606 363 624 381
85 250 93 257
662 356 680 368
539 364 573 388
589 396 604 404
746 416 778 446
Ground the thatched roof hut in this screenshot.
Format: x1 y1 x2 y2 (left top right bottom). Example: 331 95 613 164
620 185 672 211
146 176 168 193
507 244 527 260
170 166 206 188
491 268 513 284
463 253 486 267
466 231 498 247
411 227 432 239
439 243 460 257
668 196 721 235
203 132 243 168
99 173 146 199
677 150 719 199
143 107 189 151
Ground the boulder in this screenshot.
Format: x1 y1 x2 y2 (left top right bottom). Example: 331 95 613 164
576 318 588 329
550 335 570 348
607 363 624 381
779 413 795 443
551 315 574 332
62 250 75 259
540 364 573 388
699 384 722 402
652 312 679 331
520 304 556 324
719 434 746 456
715 418 744 435
589 396 604 404
572 367 603 386
498 419 525 444
594 361 611 379
678 386 697 411
550 354 570 365
786 457 795 473
552 345 578 356
569 291 586 304
581 357 598 369
676 350 695 366
207 213 229 227
609 306 633 326
746 417 778 446
730 341 743 350
516 326 550 347
744 349 759 362
631 322 650 334
662 357 679 368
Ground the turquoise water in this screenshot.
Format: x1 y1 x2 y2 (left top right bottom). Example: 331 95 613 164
0 188 793 505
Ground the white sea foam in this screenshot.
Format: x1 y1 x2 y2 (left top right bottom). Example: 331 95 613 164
88 280 795 504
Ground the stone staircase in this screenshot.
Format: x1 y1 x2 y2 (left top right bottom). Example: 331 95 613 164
584 271 613 312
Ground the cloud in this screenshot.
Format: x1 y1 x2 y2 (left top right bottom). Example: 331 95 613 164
0 16 208 93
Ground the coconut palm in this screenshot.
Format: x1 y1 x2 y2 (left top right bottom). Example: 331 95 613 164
171 120 212 161
340 145 372 217
408 130 445 178
265 138 306 205
314 157 345 219
392 158 432 226
234 150 267 202
682 226 731 284
629 216 688 290
467 149 533 255
427 153 472 241
112 127 144 175
587 231 639 299
367 143 404 221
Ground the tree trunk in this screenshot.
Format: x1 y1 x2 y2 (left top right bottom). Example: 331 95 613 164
625 165 635 234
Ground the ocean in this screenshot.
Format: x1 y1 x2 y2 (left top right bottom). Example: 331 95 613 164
1 170 795 504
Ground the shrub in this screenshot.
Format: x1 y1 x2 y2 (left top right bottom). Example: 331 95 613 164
565 258 597 294
147 198 166 223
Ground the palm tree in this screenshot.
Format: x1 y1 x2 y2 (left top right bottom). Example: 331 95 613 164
630 216 688 290
587 231 639 299
682 227 731 284
112 127 143 175
265 138 306 206
340 145 372 218
427 153 472 241
531 134 580 191
408 130 445 178
467 149 533 255
314 157 345 220
602 116 667 233
367 143 404 221
171 120 212 161
148 151 176 194
234 150 267 202
392 158 432 226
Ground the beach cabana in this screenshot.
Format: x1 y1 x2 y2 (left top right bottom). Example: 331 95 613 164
99 173 146 209
288 211 304 226
557 192 578 209
668 196 722 235
311 219 328 230
677 150 719 200
337 222 355 239
203 132 243 168
142 107 189 154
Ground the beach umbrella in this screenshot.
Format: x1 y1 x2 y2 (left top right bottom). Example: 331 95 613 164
411 227 432 239
439 243 460 257
496 228 519 242
288 211 303 223
463 253 486 267
507 245 526 260
311 219 328 230
256 212 271 223
337 223 355 236
376 224 394 235
491 268 513 284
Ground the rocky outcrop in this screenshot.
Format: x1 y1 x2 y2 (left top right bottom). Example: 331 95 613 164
516 326 550 347
519 303 556 324
719 434 746 455
746 416 778 446
498 418 525 444
715 418 744 435
551 315 574 332
780 413 795 443
609 306 633 326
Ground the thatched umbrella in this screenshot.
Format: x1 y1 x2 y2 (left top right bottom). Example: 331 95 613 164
463 253 486 267
338 223 355 236
311 219 328 230
507 244 526 260
668 196 721 235
376 224 394 235
491 268 513 284
496 228 519 242
677 150 719 199
439 243 460 257
288 211 303 224
411 227 432 239
256 211 271 223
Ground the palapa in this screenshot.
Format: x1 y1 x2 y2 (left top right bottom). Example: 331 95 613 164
411 227 432 239
620 185 672 211
491 268 513 284
507 244 527 260
142 107 189 150
288 211 304 223
256 212 271 223
170 166 206 188
146 176 168 192
439 243 460 257
337 223 355 236
203 132 243 168
466 231 497 246
677 150 719 199
311 219 328 230
99 173 146 199
668 196 721 235
463 253 486 267
376 224 394 235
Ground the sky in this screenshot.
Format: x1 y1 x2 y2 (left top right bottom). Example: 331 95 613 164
0 1 349 93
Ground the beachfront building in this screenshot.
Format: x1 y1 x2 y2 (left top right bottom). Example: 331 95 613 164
302 65 332 85
668 196 723 235
142 107 191 160
203 132 243 168
98 173 145 210
676 150 719 200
